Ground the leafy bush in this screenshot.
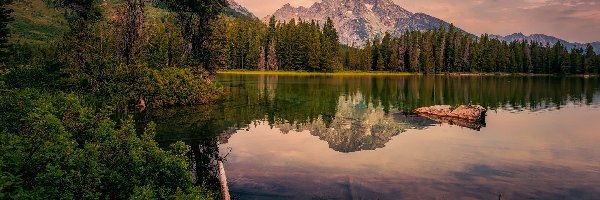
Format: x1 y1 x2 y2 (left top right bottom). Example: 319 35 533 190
104 65 223 110
146 67 223 108
0 89 215 199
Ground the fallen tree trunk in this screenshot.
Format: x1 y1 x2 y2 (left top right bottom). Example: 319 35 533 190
218 161 231 200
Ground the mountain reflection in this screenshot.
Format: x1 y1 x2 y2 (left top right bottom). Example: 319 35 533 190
138 75 600 151
273 92 437 152
131 74 600 198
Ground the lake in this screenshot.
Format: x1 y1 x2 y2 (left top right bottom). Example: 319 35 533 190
137 74 600 199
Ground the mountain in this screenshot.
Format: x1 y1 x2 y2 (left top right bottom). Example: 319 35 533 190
266 0 457 46
491 33 600 53
224 0 257 19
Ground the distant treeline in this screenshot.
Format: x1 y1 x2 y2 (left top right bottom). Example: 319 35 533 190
218 16 600 74
346 27 600 74
218 16 341 72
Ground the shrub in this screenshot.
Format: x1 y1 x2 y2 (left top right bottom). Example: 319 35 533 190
105 65 223 110
0 89 214 199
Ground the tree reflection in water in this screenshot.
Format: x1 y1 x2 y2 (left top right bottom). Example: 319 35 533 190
135 74 600 190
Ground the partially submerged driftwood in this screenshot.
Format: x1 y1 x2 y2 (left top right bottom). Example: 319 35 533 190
414 105 487 130
218 161 231 200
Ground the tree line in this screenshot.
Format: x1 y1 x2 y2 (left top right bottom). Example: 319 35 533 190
216 16 341 72
345 26 600 74
217 16 600 74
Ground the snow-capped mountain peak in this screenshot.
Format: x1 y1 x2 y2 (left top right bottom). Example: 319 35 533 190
266 0 454 46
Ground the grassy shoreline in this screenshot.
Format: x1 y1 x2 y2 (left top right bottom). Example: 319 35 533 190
218 70 418 76
218 70 598 77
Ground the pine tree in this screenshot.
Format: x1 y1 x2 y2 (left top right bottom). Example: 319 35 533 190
308 20 322 71
552 41 567 73
397 37 407 72
377 49 384 70
371 37 381 71
381 32 392 70
584 44 595 74
435 26 446 73
267 41 279 71
421 32 434 74
161 0 228 74
258 45 266 71
410 33 421 72
362 41 373 71
321 17 339 72
570 48 584 74
267 15 277 49
595 54 600 74
462 37 471 71
276 21 289 69
444 24 456 72
390 47 399 71
525 43 533 73
245 19 264 70
453 35 463 71
209 17 229 70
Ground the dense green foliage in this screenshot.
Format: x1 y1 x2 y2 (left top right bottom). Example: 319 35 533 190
216 16 342 72
160 0 228 74
4 0 224 109
1 0 228 199
0 89 216 199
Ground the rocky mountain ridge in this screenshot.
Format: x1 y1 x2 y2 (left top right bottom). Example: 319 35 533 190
225 0 257 18
491 33 600 53
229 0 599 52
265 0 456 46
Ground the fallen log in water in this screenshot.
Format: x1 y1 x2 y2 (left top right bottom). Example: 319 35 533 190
414 105 487 130
218 161 231 200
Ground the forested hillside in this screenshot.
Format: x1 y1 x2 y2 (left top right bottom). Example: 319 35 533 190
4 0 600 74
1 0 229 199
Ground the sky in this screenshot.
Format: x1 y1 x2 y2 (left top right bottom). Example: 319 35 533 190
236 0 600 43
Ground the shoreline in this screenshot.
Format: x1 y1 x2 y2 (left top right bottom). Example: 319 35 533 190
218 70 418 76
218 70 599 77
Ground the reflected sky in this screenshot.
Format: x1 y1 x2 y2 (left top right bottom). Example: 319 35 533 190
221 105 600 199
141 75 600 199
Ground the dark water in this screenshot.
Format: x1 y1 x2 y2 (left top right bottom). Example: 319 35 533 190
139 74 600 199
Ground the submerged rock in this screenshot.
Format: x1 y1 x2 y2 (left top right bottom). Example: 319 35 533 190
414 105 487 130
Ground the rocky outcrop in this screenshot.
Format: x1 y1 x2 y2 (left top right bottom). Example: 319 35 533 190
225 0 257 18
414 105 487 130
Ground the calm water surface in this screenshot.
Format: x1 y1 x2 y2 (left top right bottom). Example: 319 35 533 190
139 75 600 199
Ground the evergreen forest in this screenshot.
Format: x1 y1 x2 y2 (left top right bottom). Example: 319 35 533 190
0 0 599 199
